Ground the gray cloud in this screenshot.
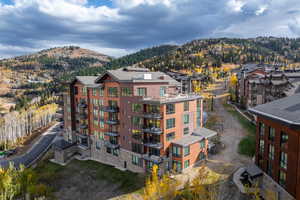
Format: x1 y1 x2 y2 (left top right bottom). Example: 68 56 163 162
0 0 300 58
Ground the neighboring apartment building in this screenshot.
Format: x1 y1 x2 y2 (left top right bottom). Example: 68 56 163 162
238 68 291 108
54 67 217 174
249 94 300 199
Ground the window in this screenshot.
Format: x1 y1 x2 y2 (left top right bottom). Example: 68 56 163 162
184 160 190 169
94 131 104 140
121 87 132 96
196 99 202 111
113 149 119 156
99 110 104 118
267 160 272 176
82 87 87 95
280 132 288 149
173 160 182 172
166 132 175 141
132 143 143 154
132 116 143 127
100 120 104 128
269 144 274 160
99 88 104 96
184 146 190 156
96 141 101 150
196 111 201 127
183 114 189 124
160 86 166 97
199 152 205 160
269 127 275 141
149 148 160 156
184 127 189 135
259 122 265 137
279 170 286 188
184 101 189 111
132 155 142 166
132 104 142 112
280 152 287 170
259 139 264 155
172 146 181 157
200 140 205 149
166 104 175 114
137 88 147 96
166 118 175 129
92 88 97 96
132 129 143 141
75 87 78 95
108 87 118 97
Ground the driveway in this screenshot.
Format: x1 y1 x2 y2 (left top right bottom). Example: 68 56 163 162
0 122 61 169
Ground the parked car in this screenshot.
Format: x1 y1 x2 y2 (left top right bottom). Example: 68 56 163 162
0 151 6 159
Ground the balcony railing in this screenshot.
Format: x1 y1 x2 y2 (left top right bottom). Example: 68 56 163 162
105 119 119 125
142 154 163 164
104 131 119 137
104 140 120 149
143 127 163 135
143 139 162 149
102 106 119 113
79 124 88 129
79 113 87 119
78 103 87 108
143 112 162 119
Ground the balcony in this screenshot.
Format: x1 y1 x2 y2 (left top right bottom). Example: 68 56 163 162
78 103 87 108
79 113 87 119
143 127 163 135
104 131 119 137
143 139 162 149
143 112 162 119
102 106 119 113
142 154 163 164
79 124 88 129
105 119 119 125
104 140 120 149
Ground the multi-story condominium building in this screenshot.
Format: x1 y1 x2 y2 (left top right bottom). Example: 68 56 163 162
249 94 300 199
54 67 217 174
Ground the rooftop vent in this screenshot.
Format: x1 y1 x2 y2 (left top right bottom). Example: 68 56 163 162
144 74 152 80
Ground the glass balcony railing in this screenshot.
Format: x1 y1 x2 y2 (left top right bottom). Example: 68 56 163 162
102 106 119 113
143 112 162 119
105 119 119 125
104 131 119 137
104 140 120 149
143 127 163 135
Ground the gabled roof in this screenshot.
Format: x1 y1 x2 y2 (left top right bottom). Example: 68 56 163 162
74 76 102 87
249 93 300 126
192 127 218 139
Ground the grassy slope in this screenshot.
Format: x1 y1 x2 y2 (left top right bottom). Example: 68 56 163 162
223 103 256 157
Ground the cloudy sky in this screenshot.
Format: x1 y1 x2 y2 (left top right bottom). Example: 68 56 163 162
0 0 300 58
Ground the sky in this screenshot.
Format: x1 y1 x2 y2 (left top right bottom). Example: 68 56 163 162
0 0 300 59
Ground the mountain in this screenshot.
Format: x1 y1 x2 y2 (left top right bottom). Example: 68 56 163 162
138 37 300 72
0 46 112 113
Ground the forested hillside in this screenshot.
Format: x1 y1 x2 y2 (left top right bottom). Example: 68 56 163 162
138 37 300 71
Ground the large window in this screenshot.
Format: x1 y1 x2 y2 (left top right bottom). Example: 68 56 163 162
132 155 142 166
166 132 175 141
259 139 264 155
259 122 265 137
267 160 272 176
184 160 190 169
160 86 166 97
269 127 275 141
173 160 182 172
269 144 274 160
183 114 189 124
99 88 104 96
132 129 143 141
199 152 205 160
184 146 190 156
184 101 189 111
279 170 286 188
132 116 143 127
108 87 118 97
172 146 181 157
166 104 175 114
121 88 132 96
280 152 287 170
137 88 147 96
132 143 143 154
92 88 97 96
166 118 175 129
82 87 87 95
280 132 288 149
184 127 189 135
200 140 205 149
132 104 142 112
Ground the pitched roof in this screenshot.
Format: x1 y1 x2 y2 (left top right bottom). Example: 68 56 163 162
249 93 300 126
75 76 100 87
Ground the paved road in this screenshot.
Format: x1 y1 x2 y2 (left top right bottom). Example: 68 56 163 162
0 122 61 169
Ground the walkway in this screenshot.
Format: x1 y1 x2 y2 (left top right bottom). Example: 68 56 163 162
0 122 61 169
